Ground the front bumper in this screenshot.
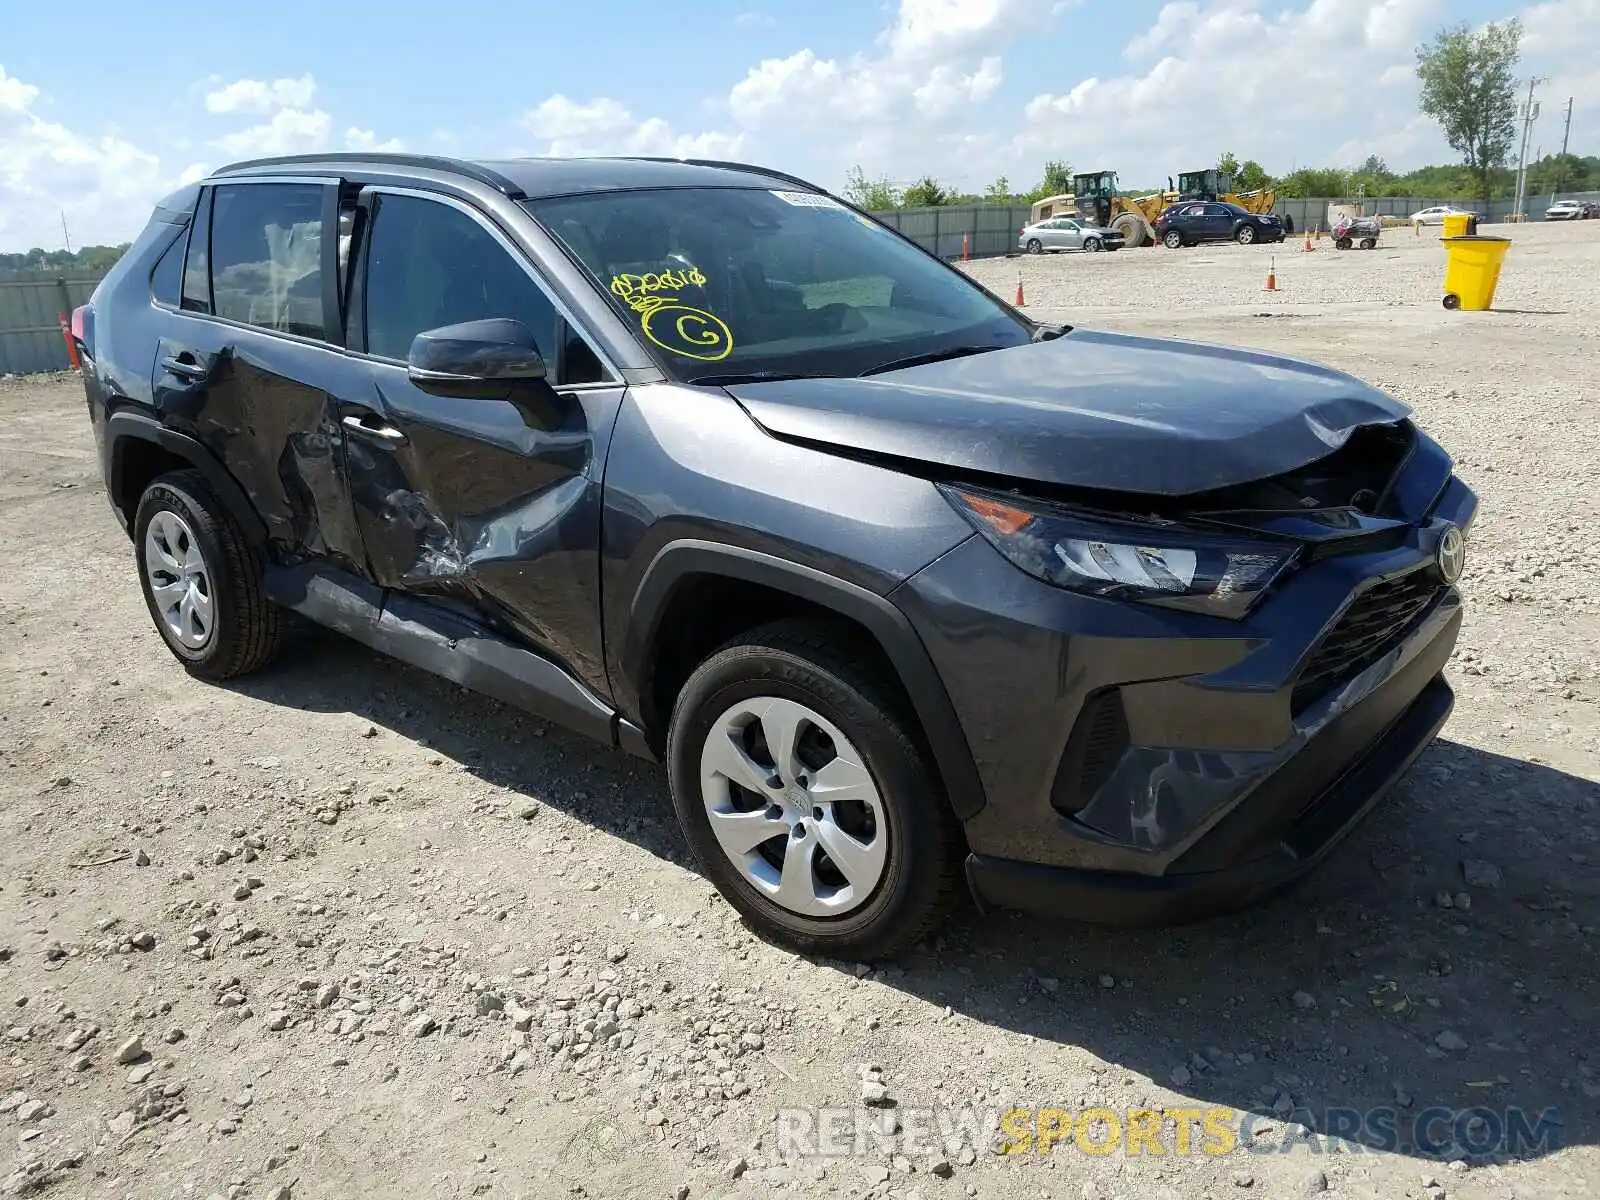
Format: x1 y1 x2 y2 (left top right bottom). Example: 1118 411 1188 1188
890 457 1476 924
966 665 1453 925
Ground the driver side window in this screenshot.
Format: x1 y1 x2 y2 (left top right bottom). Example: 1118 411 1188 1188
362 193 608 384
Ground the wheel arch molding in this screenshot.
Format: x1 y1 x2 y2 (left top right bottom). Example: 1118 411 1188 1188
105 411 268 547
622 540 988 821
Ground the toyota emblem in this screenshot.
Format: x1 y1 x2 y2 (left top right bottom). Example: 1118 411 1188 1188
1436 524 1466 584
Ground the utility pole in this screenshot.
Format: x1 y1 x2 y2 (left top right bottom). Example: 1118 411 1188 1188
59 210 72 256
1560 96 1573 158
1511 76 1546 222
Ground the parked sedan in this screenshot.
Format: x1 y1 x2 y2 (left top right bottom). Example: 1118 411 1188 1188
1019 216 1124 253
1410 205 1468 227
1545 199 1586 221
1153 201 1285 248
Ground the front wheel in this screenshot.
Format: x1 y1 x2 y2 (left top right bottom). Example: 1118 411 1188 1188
1163 230 1184 249
1336 237 1353 250
1083 237 1102 252
134 470 285 681
1025 239 1043 254
667 620 964 959
1359 237 1376 250
1236 225 1257 245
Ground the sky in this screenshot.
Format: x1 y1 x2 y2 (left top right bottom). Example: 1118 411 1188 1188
2 0 1596 251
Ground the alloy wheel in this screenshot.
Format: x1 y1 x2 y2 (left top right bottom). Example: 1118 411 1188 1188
143 510 214 649
698 696 888 917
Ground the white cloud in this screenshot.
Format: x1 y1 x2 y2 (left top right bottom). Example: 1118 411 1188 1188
204 74 316 115
345 126 405 153
213 107 332 157
0 63 188 249
522 95 743 159
1016 0 1450 185
734 10 775 27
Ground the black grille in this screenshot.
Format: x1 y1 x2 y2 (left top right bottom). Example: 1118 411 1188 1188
1051 688 1130 815
1292 570 1445 712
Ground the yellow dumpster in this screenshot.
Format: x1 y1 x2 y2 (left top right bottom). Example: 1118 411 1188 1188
1441 212 1473 238
1441 235 1510 310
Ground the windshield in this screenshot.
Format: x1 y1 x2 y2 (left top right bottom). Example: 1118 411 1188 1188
525 187 1030 381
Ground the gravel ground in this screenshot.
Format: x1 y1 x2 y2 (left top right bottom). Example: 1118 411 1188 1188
2 220 1598 1200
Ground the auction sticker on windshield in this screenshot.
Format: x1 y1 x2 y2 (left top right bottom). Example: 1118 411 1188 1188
770 190 848 210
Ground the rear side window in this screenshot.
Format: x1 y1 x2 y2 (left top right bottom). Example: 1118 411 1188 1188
181 190 213 313
151 228 186 307
208 183 327 340
363 193 558 364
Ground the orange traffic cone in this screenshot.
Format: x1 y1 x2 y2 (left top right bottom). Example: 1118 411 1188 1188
1263 257 1278 291
1302 228 1314 252
1015 275 1026 307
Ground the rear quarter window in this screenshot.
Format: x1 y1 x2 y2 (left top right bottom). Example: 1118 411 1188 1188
150 228 186 307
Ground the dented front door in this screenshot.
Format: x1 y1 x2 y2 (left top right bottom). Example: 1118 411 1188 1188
340 367 622 695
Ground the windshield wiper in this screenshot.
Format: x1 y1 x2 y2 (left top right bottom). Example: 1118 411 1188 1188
686 370 835 386
857 345 999 377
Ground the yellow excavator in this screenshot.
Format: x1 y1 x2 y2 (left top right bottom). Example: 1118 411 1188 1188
1174 169 1290 233
1069 171 1173 248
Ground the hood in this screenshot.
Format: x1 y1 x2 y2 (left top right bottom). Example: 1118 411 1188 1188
727 329 1411 496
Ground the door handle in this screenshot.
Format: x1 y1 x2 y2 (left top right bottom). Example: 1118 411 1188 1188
160 354 209 382
342 414 406 443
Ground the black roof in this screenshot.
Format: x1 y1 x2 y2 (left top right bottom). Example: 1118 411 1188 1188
210 153 822 200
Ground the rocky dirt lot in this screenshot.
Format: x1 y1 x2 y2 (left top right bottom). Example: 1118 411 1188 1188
2 221 1598 1200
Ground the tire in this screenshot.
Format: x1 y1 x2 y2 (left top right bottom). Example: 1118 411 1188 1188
1283 214 1296 236
1025 239 1042 254
1083 236 1102 252
1359 237 1376 250
1111 213 1146 248
133 470 285 681
667 619 964 960
1163 230 1184 249
1442 293 1461 310
1235 224 1257 245
1336 237 1352 250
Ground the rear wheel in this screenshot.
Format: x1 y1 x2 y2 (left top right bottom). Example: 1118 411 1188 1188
1236 224 1257 245
1336 237 1353 250
1163 230 1184 249
1359 237 1376 250
1025 239 1043 254
134 470 285 681
1083 236 1102 252
667 619 964 959
1442 293 1461 310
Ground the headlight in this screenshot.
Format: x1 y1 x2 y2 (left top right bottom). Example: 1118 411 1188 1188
941 485 1297 619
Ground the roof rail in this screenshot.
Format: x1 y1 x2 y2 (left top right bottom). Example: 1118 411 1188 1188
211 153 526 199
631 157 828 195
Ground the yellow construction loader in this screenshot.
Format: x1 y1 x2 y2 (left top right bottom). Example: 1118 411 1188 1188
1069 171 1173 248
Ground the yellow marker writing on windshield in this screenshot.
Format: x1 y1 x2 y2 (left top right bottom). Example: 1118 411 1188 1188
609 266 732 362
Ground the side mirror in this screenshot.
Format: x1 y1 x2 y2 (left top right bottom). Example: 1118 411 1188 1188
406 318 563 428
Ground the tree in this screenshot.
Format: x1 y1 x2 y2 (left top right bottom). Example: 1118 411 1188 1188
1236 160 1272 192
843 166 902 211
1416 19 1522 204
1019 159 1074 203
984 175 1012 202
902 177 952 208
1358 154 1391 180
1276 167 1349 198
1217 151 1241 182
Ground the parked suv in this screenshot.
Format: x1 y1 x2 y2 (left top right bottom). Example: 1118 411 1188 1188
1154 200 1285 247
75 153 1475 958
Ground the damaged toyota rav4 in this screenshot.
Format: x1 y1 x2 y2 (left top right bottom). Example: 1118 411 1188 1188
75 153 1475 958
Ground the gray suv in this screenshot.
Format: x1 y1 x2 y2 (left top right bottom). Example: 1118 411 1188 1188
72 153 1474 958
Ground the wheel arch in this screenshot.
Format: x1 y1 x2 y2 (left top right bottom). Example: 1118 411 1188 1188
106 412 267 547
623 540 987 820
